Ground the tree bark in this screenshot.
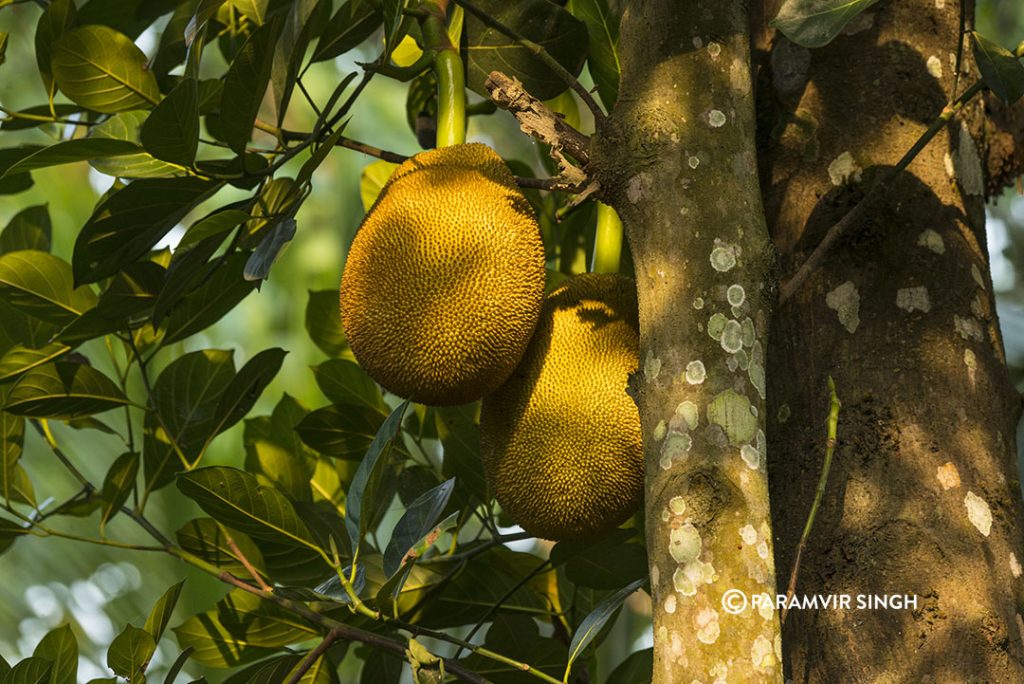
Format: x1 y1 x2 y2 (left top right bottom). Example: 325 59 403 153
594 2 782 681
757 0 1024 680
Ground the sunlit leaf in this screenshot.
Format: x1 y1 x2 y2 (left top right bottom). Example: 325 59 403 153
244 394 316 502
1 657 53 684
52 25 161 112
567 0 620 107
0 251 96 326
359 160 398 212
32 624 77 684
35 0 78 100
311 359 385 414
295 403 385 459
107 624 156 681
0 139 139 180
144 580 185 642
0 205 51 254
383 479 455 577
305 290 350 358
88 111 187 179
175 517 266 575
0 344 70 385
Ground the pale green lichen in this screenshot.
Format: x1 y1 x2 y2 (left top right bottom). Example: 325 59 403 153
710 245 736 272
777 403 791 423
685 360 707 384
749 361 766 400
669 496 687 515
917 229 945 254
727 284 746 307
708 312 727 340
708 109 727 127
734 349 749 371
707 390 757 444
739 524 757 545
740 444 760 469
695 608 721 644
896 286 931 313
693 296 705 309
741 317 756 347
654 420 667 441
645 351 662 381
721 319 743 353
676 401 699 429
964 491 992 536
670 523 702 563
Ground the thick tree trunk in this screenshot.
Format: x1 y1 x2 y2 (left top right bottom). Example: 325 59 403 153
594 2 782 681
758 0 1024 680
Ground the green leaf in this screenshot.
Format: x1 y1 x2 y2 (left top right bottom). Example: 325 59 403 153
99 451 139 533
73 177 221 285
0 205 51 254
605 648 652 684
311 359 385 414
359 160 398 212
244 394 316 502
141 78 200 165
565 578 644 676
144 580 185 642
345 401 409 550
175 517 266 575
0 139 139 180
305 290 350 358
34 0 78 100
359 648 402 684
972 32 1024 104
567 0 620 108
107 624 156 681
160 251 257 345
222 655 304 684
0 251 96 326
178 208 249 251
463 0 588 100
161 647 194 684
459 615 565 682
311 0 383 63
153 0 199 75
220 20 282 155
32 624 77 684
436 404 486 506
142 349 236 491
177 466 319 548
1 658 53 684
381 0 406 56
88 111 187 179
0 518 28 556
4 362 128 419
207 348 287 439
0 32 7 67
230 0 268 24
52 25 161 112
771 0 882 49
383 479 455 576
271 0 321 124
295 403 385 459
1 404 25 503
244 218 296 281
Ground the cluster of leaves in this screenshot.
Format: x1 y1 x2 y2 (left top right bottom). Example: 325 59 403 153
0 0 655 682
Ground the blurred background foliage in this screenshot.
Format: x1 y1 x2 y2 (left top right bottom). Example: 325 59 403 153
0 0 1021 681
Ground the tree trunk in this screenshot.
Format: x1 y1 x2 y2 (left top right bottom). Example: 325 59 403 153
757 0 1024 680
594 2 782 681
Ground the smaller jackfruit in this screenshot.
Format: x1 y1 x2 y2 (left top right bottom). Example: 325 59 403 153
480 273 644 541
340 143 546 406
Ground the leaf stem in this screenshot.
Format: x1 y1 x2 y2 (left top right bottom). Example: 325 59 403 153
781 375 841 626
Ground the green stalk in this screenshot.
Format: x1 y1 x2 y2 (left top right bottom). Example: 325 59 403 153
421 1 466 147
590 202 623 274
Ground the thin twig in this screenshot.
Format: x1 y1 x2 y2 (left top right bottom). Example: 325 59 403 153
452 0 606 122
224 533 272 591
285 629 341 684
781 376 841 626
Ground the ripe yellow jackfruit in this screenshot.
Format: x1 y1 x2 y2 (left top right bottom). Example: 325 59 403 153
340 143 545 406
480 273 644 541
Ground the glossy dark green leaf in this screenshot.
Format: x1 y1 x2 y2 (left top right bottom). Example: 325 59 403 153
244 394 316 502
566 578 644 674
345 401 409 550
220 20 282 155
175 518 266 575
153 0 199 75
381 0 405 56
295 403 385 459
771 0 882 49
207 348 286 441
0 32 6 67
151 237 230 329
436 404 487 506
311 0 383 63
0 344 70 385
605 648 652 684
72 177 220 285
186 0 228 47
271 0 320 123
1 400 25 504
177 466 319 548
52 26 161 112
31 624 76 684
463 0 588 100
244 218 296 281
141 78 200 165
311 359 385 414
973 32 1024 104
305 289 349 358
142 349 235 491
35 0 78 99
161 252 257 344
383 478 454 577
99 451 139 533
107 624 156 680
161 646 194 684
567 0 620 107
0 251 96 326
0 205 51 254
144 580 185 642
91 260 166 320
5 363 128 419
1 657 53 684
88 111 187 179
0 139 138 180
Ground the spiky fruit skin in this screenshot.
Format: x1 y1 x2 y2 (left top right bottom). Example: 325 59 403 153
340 143 546 406
480 273 644 541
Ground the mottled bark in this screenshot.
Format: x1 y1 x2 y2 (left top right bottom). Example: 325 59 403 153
593 2 781 681
983 91 1024 197
757 0 1024 681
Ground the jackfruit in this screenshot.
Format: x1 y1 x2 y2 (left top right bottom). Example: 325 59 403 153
480 273 644 541
340 143 545 406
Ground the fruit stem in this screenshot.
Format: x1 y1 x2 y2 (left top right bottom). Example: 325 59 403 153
590 202 623 274
421 1 466 147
